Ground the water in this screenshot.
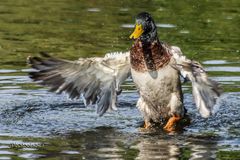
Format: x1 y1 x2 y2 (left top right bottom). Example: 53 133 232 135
0 0 239 159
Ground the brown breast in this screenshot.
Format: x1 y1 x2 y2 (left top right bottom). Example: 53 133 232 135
130 39 172 72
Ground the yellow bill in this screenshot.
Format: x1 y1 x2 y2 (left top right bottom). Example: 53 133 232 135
129 24 144 39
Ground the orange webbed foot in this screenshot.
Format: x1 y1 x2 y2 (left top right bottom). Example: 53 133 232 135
163 115 181 132
139 120 152 131
144 121 151 129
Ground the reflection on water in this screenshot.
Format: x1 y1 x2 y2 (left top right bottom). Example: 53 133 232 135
0 127 239 159
0 0 239 159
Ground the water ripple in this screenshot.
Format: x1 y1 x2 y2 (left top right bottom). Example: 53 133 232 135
206 66 240 72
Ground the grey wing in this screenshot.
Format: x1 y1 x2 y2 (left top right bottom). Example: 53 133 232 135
27 51 131 116
171 46 222 118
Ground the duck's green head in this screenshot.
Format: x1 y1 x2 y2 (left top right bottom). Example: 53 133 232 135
130 12 158 42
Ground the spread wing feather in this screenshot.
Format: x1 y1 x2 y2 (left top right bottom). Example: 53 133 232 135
27 51 131 116
171 46 222 118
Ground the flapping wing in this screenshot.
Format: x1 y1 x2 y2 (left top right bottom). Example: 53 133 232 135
171 46 222 118
27 51 131 116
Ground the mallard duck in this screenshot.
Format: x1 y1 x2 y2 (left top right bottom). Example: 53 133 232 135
27 12 221 132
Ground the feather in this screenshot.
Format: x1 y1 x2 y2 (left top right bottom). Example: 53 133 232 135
171 46 222 118
27 52 130 116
